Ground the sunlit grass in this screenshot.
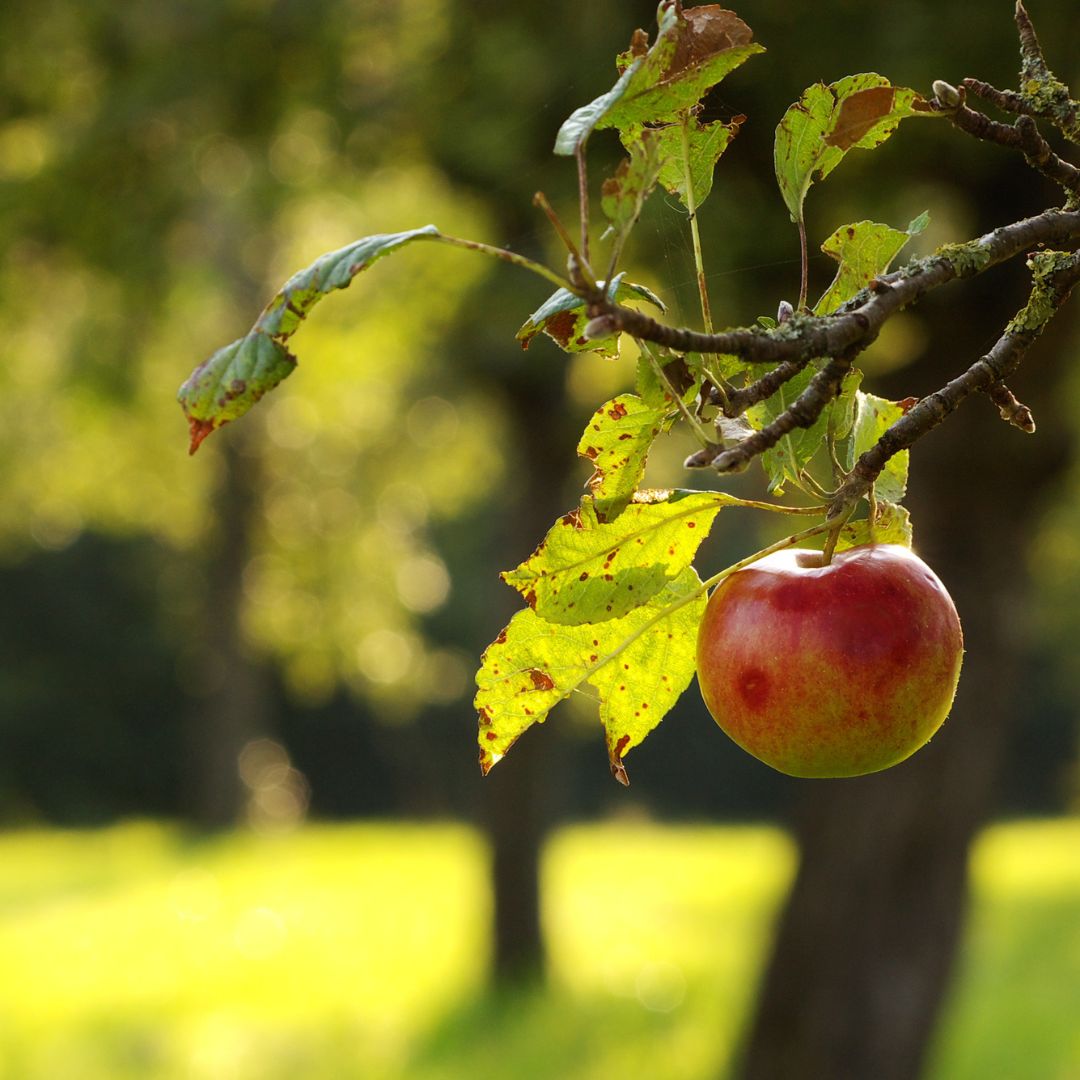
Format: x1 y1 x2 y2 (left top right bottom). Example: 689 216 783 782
0 820 1076 1078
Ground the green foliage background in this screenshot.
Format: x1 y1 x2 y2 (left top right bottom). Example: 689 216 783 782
2 0 1080 1075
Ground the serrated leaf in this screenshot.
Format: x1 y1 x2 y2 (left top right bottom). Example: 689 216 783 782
516 275 664 357
748 366 862 494
601 131 663 242
503 489 729 625
255 226 441 339
556 4 762 154
845 392 910 502
774 75 933 224
814 213 928 316
578 395 670 522
178 333 297 454
803 501 913 551
178 226 442 451
555 55 646 156
476 566 706 782
652 114 744 209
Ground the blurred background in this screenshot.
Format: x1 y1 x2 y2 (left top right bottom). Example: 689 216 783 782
1 0 1079 1077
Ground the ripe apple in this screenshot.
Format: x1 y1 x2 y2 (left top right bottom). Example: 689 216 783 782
696 544 963 778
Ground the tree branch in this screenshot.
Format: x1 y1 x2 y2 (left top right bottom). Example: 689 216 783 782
943 104 1080 198
688 355 854 472
586 208 1080 362
829 250 1080 514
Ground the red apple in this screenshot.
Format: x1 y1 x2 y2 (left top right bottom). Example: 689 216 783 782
696 544 963 778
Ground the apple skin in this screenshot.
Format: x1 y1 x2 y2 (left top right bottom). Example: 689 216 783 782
696 544 963 778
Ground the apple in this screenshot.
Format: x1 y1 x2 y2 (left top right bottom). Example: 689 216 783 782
696 544 963 778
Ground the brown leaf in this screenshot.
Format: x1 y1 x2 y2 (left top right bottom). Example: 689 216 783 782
667 7 754 77
824 86 897 150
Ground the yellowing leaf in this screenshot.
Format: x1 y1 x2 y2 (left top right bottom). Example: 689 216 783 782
502 490 729 625
848 392 911 502
814 213 928 315
577 395 672 522
476 567 706 783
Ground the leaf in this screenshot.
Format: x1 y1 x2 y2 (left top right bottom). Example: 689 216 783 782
748 366 862 494
255 226 442 339
178 226 442 451
178 333 297 455
476 566 706 783
652 113 744 209
555 4 762 154
601 131 663 241
554 55 646 156
814 213 928 316
803 501 913 551
516 275 665 357
502 490 730 625
635 350 702 409
577 395 671 522
846 392 911 502
774 75 933 224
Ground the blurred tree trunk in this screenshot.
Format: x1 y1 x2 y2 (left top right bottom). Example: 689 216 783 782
737 238 1073 1079
483 359 578 983
185 434 272 828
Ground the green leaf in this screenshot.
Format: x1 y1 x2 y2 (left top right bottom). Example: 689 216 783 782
748 366 862 494
578 395 671 523
635 350 703 409
502 490 730 625
652 114 744 209
601 131 663 241
178 332 297 454
803 501 913 551
178 226 442 451
774 75 934 224
846 392 911 502
516 276 664 357
814 213 928 315
554 55 646 156
255 226 442 339
476 566 706 783
556 4 762 154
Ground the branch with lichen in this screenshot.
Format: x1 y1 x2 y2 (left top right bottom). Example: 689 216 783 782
828 250 1080 515
932 91 1080 200
586 207 1080 365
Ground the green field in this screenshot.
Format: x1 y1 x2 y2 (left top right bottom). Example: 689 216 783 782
0 820 1077 1079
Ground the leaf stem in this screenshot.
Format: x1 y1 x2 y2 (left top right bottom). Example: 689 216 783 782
797 216 809 311
680 116 715 335
576 146 591 268
639 339 715 447
436 233 573 292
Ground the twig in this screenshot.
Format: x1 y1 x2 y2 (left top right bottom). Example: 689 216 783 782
575 147 591 268
723 358 813 416
692 355 854 473
830 251 1080 512
944 104 1080 197
586 207 1080 361
987 382 1036 432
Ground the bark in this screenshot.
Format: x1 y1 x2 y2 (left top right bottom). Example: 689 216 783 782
184 433 273 828
737 262 1074 1079
483 363 578 983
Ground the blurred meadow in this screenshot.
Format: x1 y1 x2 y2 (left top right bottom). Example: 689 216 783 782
3 0 1080 1077
1 820 1079 1080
